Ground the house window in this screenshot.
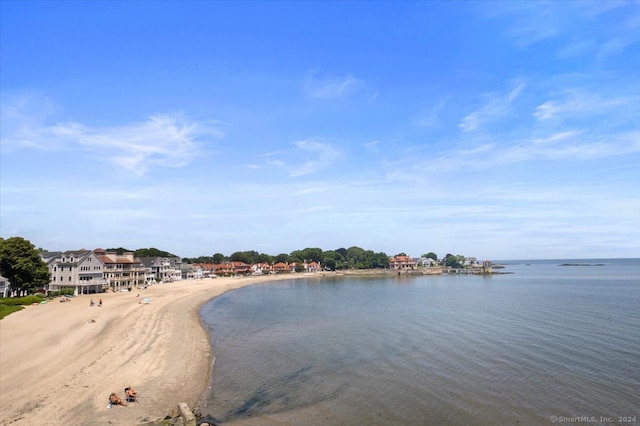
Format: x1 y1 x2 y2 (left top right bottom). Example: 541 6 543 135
69 277 72 281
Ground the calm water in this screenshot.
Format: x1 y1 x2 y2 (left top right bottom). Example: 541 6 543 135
199 259 640 425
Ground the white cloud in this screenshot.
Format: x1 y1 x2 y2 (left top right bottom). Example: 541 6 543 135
304 71 365 99
531 130 582 145
414 98 448 128
290 139 341 177
577 0 629 19
459 82 526 132
0 96 223 176
497 131 640 163
533 90 633 121
364 140 380 153
501 1 567 48
259 139 342 177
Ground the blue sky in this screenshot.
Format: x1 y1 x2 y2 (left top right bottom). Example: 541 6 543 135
1 1 639 260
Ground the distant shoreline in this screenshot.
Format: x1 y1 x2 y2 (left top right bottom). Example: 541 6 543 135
559 263 605 266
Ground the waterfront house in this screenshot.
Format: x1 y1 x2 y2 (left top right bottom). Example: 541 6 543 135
139 256 183 283
193 263 216 278
388 255 416 270
251 262 273 275
94 249 145 291
213 261 250 276
304 261 322 272
41 249 108 294
417 256 437 267
273 262 290 273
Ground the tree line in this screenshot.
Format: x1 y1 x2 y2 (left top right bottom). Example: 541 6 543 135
0 236 469 296
184 250 467 270
182 246 391 271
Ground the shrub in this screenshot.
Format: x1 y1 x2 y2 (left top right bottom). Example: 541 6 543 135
60 288 75 296
0 295 44 306
48 290 61 298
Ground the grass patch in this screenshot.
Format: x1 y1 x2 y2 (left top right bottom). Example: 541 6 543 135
0 304 25 319
0 294 46 319
0 295 44 306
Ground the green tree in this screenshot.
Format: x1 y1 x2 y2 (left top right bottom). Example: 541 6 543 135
212 253 226 264
340 246 387 269
322 250 345 271
230 251 259 264
274 253 290 263
301 247 323 263
134 247 176 258
423 252 438 261
256 253 274 264
443 253 463 268
289 250 304 263
106 247 132 255
0 237 50 295
372 251 390 268
335 247 348 259
290 247 323 263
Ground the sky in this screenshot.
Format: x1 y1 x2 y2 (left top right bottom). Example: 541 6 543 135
1 1 639 260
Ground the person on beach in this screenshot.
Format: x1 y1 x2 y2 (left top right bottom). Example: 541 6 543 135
90 298 95 307
109 392 127 406
98 298 102 307
125 386 137 402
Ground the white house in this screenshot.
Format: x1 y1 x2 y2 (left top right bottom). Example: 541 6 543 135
139 257 183 283
0 275 10 298
41 249 107 294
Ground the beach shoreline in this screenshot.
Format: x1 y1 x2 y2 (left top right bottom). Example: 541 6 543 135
0 274 310 426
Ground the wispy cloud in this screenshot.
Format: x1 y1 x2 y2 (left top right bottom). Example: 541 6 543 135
458 82 526 132
497 130 640 163
414 98 448 128
533 90 633 121
259 139 342 177
364 140 380 153
500 1 567 48
304 71 365 99
0 95 222 176
289 139 342 176
384 125 639 181
577 0 629 19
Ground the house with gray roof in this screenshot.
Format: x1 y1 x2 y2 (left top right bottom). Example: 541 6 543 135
139 256 183 283
41 249 107 294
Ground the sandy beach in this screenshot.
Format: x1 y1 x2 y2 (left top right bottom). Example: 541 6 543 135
0 275 305 426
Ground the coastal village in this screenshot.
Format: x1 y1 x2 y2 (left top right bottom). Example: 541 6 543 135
0 248 494 297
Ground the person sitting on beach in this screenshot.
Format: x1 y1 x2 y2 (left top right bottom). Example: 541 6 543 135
109 392 127 406
125 386 137 402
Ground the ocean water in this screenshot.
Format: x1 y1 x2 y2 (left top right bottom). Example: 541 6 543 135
199 259 640 425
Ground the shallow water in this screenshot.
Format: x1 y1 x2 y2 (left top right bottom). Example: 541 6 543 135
199 259 640 425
